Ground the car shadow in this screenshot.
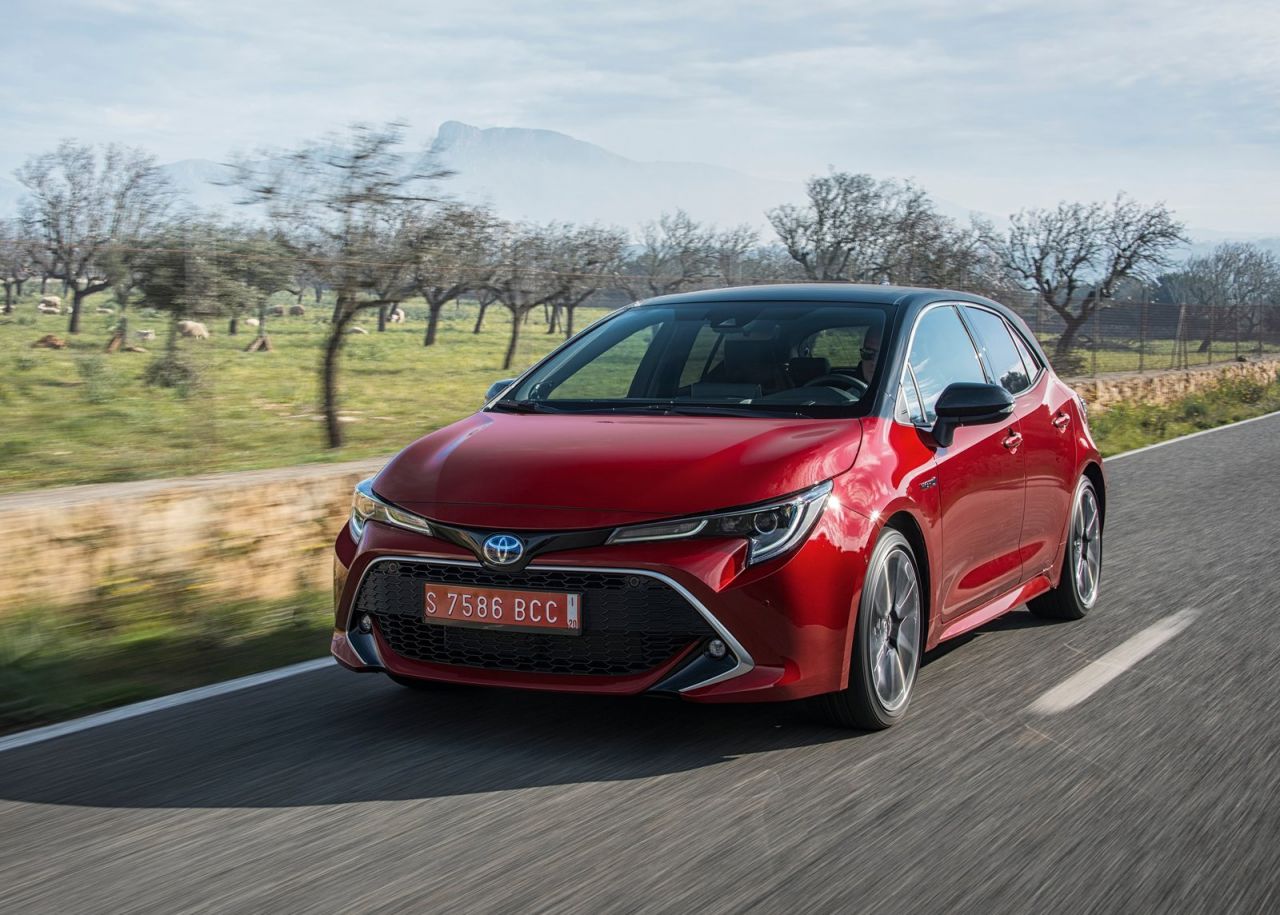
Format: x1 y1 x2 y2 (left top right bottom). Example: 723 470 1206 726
0 673 865 810
2 610 1051 812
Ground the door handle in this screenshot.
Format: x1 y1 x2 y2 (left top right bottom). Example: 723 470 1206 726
1002 431 1023 451
1052 411 1072 431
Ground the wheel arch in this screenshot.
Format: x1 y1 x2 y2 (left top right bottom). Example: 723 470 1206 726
883 510 933 652
1082 461 1106 530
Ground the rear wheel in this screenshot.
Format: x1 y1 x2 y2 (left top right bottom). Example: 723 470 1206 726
820 528 922 730
1029 476 1102 621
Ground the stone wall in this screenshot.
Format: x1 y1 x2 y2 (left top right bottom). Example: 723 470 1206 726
0 457 384 616
1067 357 1280 412
1 357 1275 616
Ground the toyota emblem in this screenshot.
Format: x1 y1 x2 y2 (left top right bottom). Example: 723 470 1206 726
482 533 524 565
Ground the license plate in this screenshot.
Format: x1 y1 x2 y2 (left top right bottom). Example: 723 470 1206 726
423 583 582 635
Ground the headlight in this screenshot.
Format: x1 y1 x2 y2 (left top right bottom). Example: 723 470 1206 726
607 481 833 565
349 478 434 541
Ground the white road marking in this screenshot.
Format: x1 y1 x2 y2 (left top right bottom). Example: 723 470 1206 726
0 658 335 754
1026 610 1199 715
2 405 1275 751
1104 408 1280 462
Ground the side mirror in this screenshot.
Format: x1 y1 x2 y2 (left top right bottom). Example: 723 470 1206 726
484 378 516 404
931 382 1014 448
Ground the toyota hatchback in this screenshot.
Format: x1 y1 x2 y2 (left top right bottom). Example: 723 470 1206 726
331 284 1104 728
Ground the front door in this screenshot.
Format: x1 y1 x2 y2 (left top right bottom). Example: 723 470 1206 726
904 305 1027 619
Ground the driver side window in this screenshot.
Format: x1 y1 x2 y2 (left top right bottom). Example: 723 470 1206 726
903 306 986 424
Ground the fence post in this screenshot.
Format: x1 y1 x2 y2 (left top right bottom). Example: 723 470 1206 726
1234 308 1240 361
1139 300 1146 374
1091 307 1099 376
1207 308 1214 367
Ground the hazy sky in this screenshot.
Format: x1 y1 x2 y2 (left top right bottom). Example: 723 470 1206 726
3 0 1277 234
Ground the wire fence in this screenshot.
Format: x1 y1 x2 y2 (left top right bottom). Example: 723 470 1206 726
990 293 1280 378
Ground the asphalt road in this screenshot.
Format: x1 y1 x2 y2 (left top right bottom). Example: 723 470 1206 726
3 414 1279 914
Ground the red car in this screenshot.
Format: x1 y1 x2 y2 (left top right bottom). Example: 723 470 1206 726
332 284 1104 728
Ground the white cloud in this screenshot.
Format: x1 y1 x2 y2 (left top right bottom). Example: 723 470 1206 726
2 0 1277 232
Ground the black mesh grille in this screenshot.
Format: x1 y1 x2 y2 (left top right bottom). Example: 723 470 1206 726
354 561 715 676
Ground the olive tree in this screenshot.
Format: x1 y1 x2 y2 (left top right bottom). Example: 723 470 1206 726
983 195 1186 362
16 140 176 333
228 122 451 448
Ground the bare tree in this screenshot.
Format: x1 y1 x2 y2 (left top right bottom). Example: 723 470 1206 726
0 220 33 314
225 228 296 352
982 195 1186 363
353 204 419 332
621 210 716 298
472 287 498 334
1165 242 1280 350
411 204 500 346
488 224 567 370
767 171 938 282
543 223 628 337
16 140 176 333
709 225 759 287
228 122 451 447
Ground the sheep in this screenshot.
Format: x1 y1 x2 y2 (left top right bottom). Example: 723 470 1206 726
388 307 406 324
288 304 306 317
244 317 260 328
135 329 156 341
96 307 114 315
37 303 61 315
268 305 286 317
39 294 61 309
347 325 368 334
177 320 210 339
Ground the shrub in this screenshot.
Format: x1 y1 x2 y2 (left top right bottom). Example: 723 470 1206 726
75 355 111 405
143 352 200 394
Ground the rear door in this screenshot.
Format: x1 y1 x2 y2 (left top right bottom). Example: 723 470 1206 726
903 305 1027 620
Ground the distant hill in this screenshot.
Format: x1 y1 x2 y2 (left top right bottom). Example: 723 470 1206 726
0 122 1274 255
426 120 801 229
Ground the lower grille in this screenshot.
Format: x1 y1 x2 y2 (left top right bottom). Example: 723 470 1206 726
354 561 715 676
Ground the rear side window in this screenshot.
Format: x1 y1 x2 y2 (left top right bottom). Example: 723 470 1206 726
1008 324 1042 381
964 307 1032 395
906 305 986 423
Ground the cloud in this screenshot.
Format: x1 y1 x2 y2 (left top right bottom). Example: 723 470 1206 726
2 0 1277 232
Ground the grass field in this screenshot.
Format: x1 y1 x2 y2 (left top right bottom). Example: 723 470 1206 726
3 290 1278 494
0 292 584 494
1036 335 1280 376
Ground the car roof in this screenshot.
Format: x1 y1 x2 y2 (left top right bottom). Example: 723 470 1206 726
638 282 1004 310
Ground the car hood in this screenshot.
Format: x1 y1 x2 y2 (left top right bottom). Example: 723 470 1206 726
374 411 864 530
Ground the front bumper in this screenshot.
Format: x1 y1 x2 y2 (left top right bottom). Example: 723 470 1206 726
332 500 875 702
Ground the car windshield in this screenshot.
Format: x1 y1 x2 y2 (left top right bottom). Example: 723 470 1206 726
498 301 891 418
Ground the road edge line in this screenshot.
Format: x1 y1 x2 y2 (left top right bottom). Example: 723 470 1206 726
0 657 335 754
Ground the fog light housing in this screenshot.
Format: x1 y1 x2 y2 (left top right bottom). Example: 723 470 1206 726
358 614 373 634
706 639 727 659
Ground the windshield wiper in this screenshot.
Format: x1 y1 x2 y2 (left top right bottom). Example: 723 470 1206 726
488 400 562 414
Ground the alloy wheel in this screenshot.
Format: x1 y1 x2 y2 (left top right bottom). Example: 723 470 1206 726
1072 484 1102 608
866 545 921 712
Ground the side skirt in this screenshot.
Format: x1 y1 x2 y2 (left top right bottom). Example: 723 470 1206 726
934 575 1053 645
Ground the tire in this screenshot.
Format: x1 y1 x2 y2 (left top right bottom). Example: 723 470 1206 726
820 528 923 730
1029 476 1102 621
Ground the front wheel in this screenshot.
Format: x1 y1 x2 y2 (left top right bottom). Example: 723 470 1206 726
1029 476 1102 621
820 528 922 730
